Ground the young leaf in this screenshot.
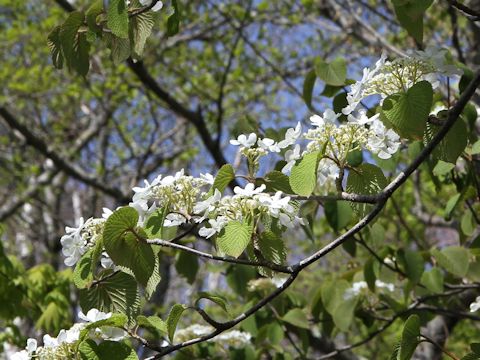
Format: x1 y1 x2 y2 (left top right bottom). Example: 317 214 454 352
399 314 421 360
210 164 235 194
315 57 347 86
175 251 199 284
167 0 181 36
303 69 316 109
420 268 444 293
79 339 139 360
289 151 320 196
137 315 167 335
167 304 187 342
281 308 310 329
107 0 129 38
382 81 433 139
324 200 353 231
216 221 253 258
195 291 229 313
130 10 157 58
431 246 470 277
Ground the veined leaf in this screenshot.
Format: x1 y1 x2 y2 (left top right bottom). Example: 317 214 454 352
216 221 253 258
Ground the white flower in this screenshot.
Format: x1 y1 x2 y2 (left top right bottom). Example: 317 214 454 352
234 183 266 196
257 137 281 153
282 144 301 174
26 339 37 355
278 122 302 148
198 217 229 239
470 296 480 312
344 281 368 300
258 191 293 217
43 334 59 348
194 189 222 215
317 158 339 186
139 0 163 11
10 350 29 360
310 109 339 127
375 280 395 292
216 330 252 347
367 119 400 159
230 133 257 148
60 217 88 267
57 325 82 344
347 110 377 125
79 308 112 323
200 173 215 185
102 207 113 219
163 213 187 227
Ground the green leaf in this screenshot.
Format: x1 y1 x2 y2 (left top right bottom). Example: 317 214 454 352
144 206 169 239
107 0 129 38
59 11 90 76
167 0 181 36
471 140 480 155
130 10 156 57
315 57 347 86
47 27 64 69
103 207 156 287
195 291 229 313
175 251 199 284
289 151 320 196
393 0 433 43
257 231 286 265
432 160 455 177
210 164 235 194
424 118 468 163
264 171 293 194
281 308 310 329
346 163 387 216
86 0 104 35
420 268 444 293
400 249 424 284
79 339 138 360
167 304 187 342
461 211 476 236
216 221 253 258
399 314 421 360
74 248 95 289
382 81 433 139
79 271 140 321
444 193 462 219
332 297 357 331
431 246 470 277
303 69 316 109
137 315 167 335
105 34 131 64
324 200 353 231
35 301 67 333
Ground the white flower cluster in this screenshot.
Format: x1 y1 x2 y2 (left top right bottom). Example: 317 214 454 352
60 216 107 267
247 277 286 292
343 280 395 300
10 309 125 360
343 47 462 116
131 169 213 227
194 183 303 239
174 324 251 348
